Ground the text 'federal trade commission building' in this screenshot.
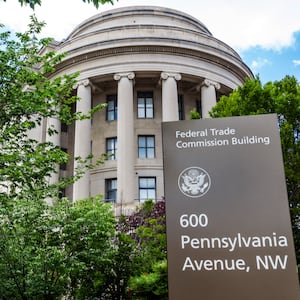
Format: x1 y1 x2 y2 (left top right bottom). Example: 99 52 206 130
38 6 253 213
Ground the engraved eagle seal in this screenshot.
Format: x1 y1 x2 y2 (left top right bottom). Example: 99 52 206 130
178 167 211 198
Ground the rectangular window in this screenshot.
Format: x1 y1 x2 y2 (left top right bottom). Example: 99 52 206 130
105 178 117 202
106 137 117 160
61 122 68 132
106 94 118 121
139 177 156 202
138 135 155 158
178 94 185 120
137 91 154 118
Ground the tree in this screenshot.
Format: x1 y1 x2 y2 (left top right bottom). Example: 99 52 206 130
2 0 116 9
0 16 79 203
190 107 201 120
210 75 300 269
124 200 168 298
102 226 136 300
60 197 116 299
0 16 115 299
0 13 107 200
126 200 166 273
0 195 116 299
128 260 168 300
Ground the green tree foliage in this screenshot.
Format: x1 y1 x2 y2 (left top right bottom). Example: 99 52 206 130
126 200 166 274
0 196 116 299
103 227 136 299
128 260 168 300
124 200 168 298
190 107 201 119
2 0 115 9
60 197 116 299
0 17 115 299
210 75 300 268
0 16 105 201
0 16 77 204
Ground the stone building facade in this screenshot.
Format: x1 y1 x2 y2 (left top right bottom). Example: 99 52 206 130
42 6 253 213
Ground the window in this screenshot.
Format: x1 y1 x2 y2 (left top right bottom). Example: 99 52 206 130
137 91 154 118
106 94 117 121
105 178 117 202
138 135 155 158
139 177 156 202
61 122 68 132
106 137 117 160
178 94 185 120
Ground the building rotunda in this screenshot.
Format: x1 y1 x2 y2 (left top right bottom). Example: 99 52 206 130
41 6 253 213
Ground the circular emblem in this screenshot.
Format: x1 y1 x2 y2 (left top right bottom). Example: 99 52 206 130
178 167 211 198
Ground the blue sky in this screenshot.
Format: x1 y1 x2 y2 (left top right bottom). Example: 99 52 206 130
241 31 300 83
1 0 300 84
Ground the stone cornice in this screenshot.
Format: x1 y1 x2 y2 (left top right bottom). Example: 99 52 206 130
51 45 253 83
61 24 220 56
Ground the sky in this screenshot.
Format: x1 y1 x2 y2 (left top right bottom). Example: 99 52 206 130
1 0 300 83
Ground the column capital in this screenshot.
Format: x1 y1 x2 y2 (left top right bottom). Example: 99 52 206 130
75 79 91 89
202 78 221 90
161 72 182 81
114 72 135 81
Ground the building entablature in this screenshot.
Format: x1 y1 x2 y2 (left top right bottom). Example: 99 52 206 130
51 45 251 90
47 6 252 88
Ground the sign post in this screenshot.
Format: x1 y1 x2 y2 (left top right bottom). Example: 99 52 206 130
162 114 299 300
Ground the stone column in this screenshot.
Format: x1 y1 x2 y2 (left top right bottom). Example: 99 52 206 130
73 79 92 201
201 79 220 118
161 72 181 122
46 117 61 185
114 72 135 205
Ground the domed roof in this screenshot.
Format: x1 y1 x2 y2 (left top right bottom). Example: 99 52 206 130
51 6 253 88
59 6 242 62
67 6 212 39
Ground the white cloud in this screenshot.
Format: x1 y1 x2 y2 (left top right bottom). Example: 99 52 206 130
0 0 300 51
293 60 300 66
251 58 271 71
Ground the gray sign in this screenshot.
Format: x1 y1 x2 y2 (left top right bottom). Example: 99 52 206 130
162 114 299 300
